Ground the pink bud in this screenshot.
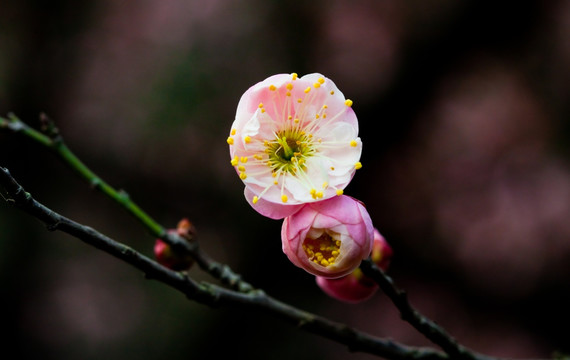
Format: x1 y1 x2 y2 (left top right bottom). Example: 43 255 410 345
281 196 374 278
154 231 194 271
316 229 393 303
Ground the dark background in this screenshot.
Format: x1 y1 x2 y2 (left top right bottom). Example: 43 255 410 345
1 1 569 359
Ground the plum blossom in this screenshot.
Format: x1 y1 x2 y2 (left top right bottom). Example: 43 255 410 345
316 229 393 303
228 73 363 219
281 195 374 278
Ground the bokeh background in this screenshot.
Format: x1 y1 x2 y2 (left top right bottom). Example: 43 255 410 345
1 1 569 359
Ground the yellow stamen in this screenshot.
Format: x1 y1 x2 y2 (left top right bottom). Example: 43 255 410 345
355 162 362 170
240 156 248 163
350 140 357 147
286 83 293 90
244 136 251 144
227 137 234 145
336 189 343 196
345 99 353 107
318 77 325 84
292 73 298 80
231 128 236 135
252 196 259 204
313 82 321 88
238 165 245 172
269 85 276 91
304 87 311 93
281 194 288 203
230 157 239 166
239 172 247 180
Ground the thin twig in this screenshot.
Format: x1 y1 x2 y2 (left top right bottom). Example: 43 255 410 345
0 166 447 360
0 113 252 292
360 260 498 360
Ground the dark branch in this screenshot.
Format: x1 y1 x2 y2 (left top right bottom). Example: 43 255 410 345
0 166 448 360
1 113 253 293
360 260 498 360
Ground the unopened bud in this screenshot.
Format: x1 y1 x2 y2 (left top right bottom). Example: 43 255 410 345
154 226 194 271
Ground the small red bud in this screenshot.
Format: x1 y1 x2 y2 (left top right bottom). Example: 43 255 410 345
154 227 194 271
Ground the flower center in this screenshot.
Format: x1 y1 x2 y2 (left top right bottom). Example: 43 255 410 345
302 232 341 267
266 128 314 173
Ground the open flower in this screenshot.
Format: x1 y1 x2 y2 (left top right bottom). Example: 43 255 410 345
228 73 363 219
316 229 393 303
281 195 373 278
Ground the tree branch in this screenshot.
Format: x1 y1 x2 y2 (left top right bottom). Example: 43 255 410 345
360 260 497 360
0 113 252 293
0 166 447 360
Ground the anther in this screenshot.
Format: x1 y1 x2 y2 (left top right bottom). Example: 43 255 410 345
318 77 325 84
231 157 239 166
292 73 298 80
286 83 293 90
313 82 321 88
231 128 236 135
227 137 234 145
336 189 343 196
244 136 252 144
269 85 276 91
239 172 247 180
240 156 248 163
304 87 311 93
238 165 245 172
252 196 259 204
355 162 362 170
350 140 357 147
281 194 288 203
345 99 353 107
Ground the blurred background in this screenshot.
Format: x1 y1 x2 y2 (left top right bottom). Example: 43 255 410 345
1 1 569 359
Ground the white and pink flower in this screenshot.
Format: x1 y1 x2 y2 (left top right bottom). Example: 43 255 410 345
281 195 374 278
228 73 363 219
